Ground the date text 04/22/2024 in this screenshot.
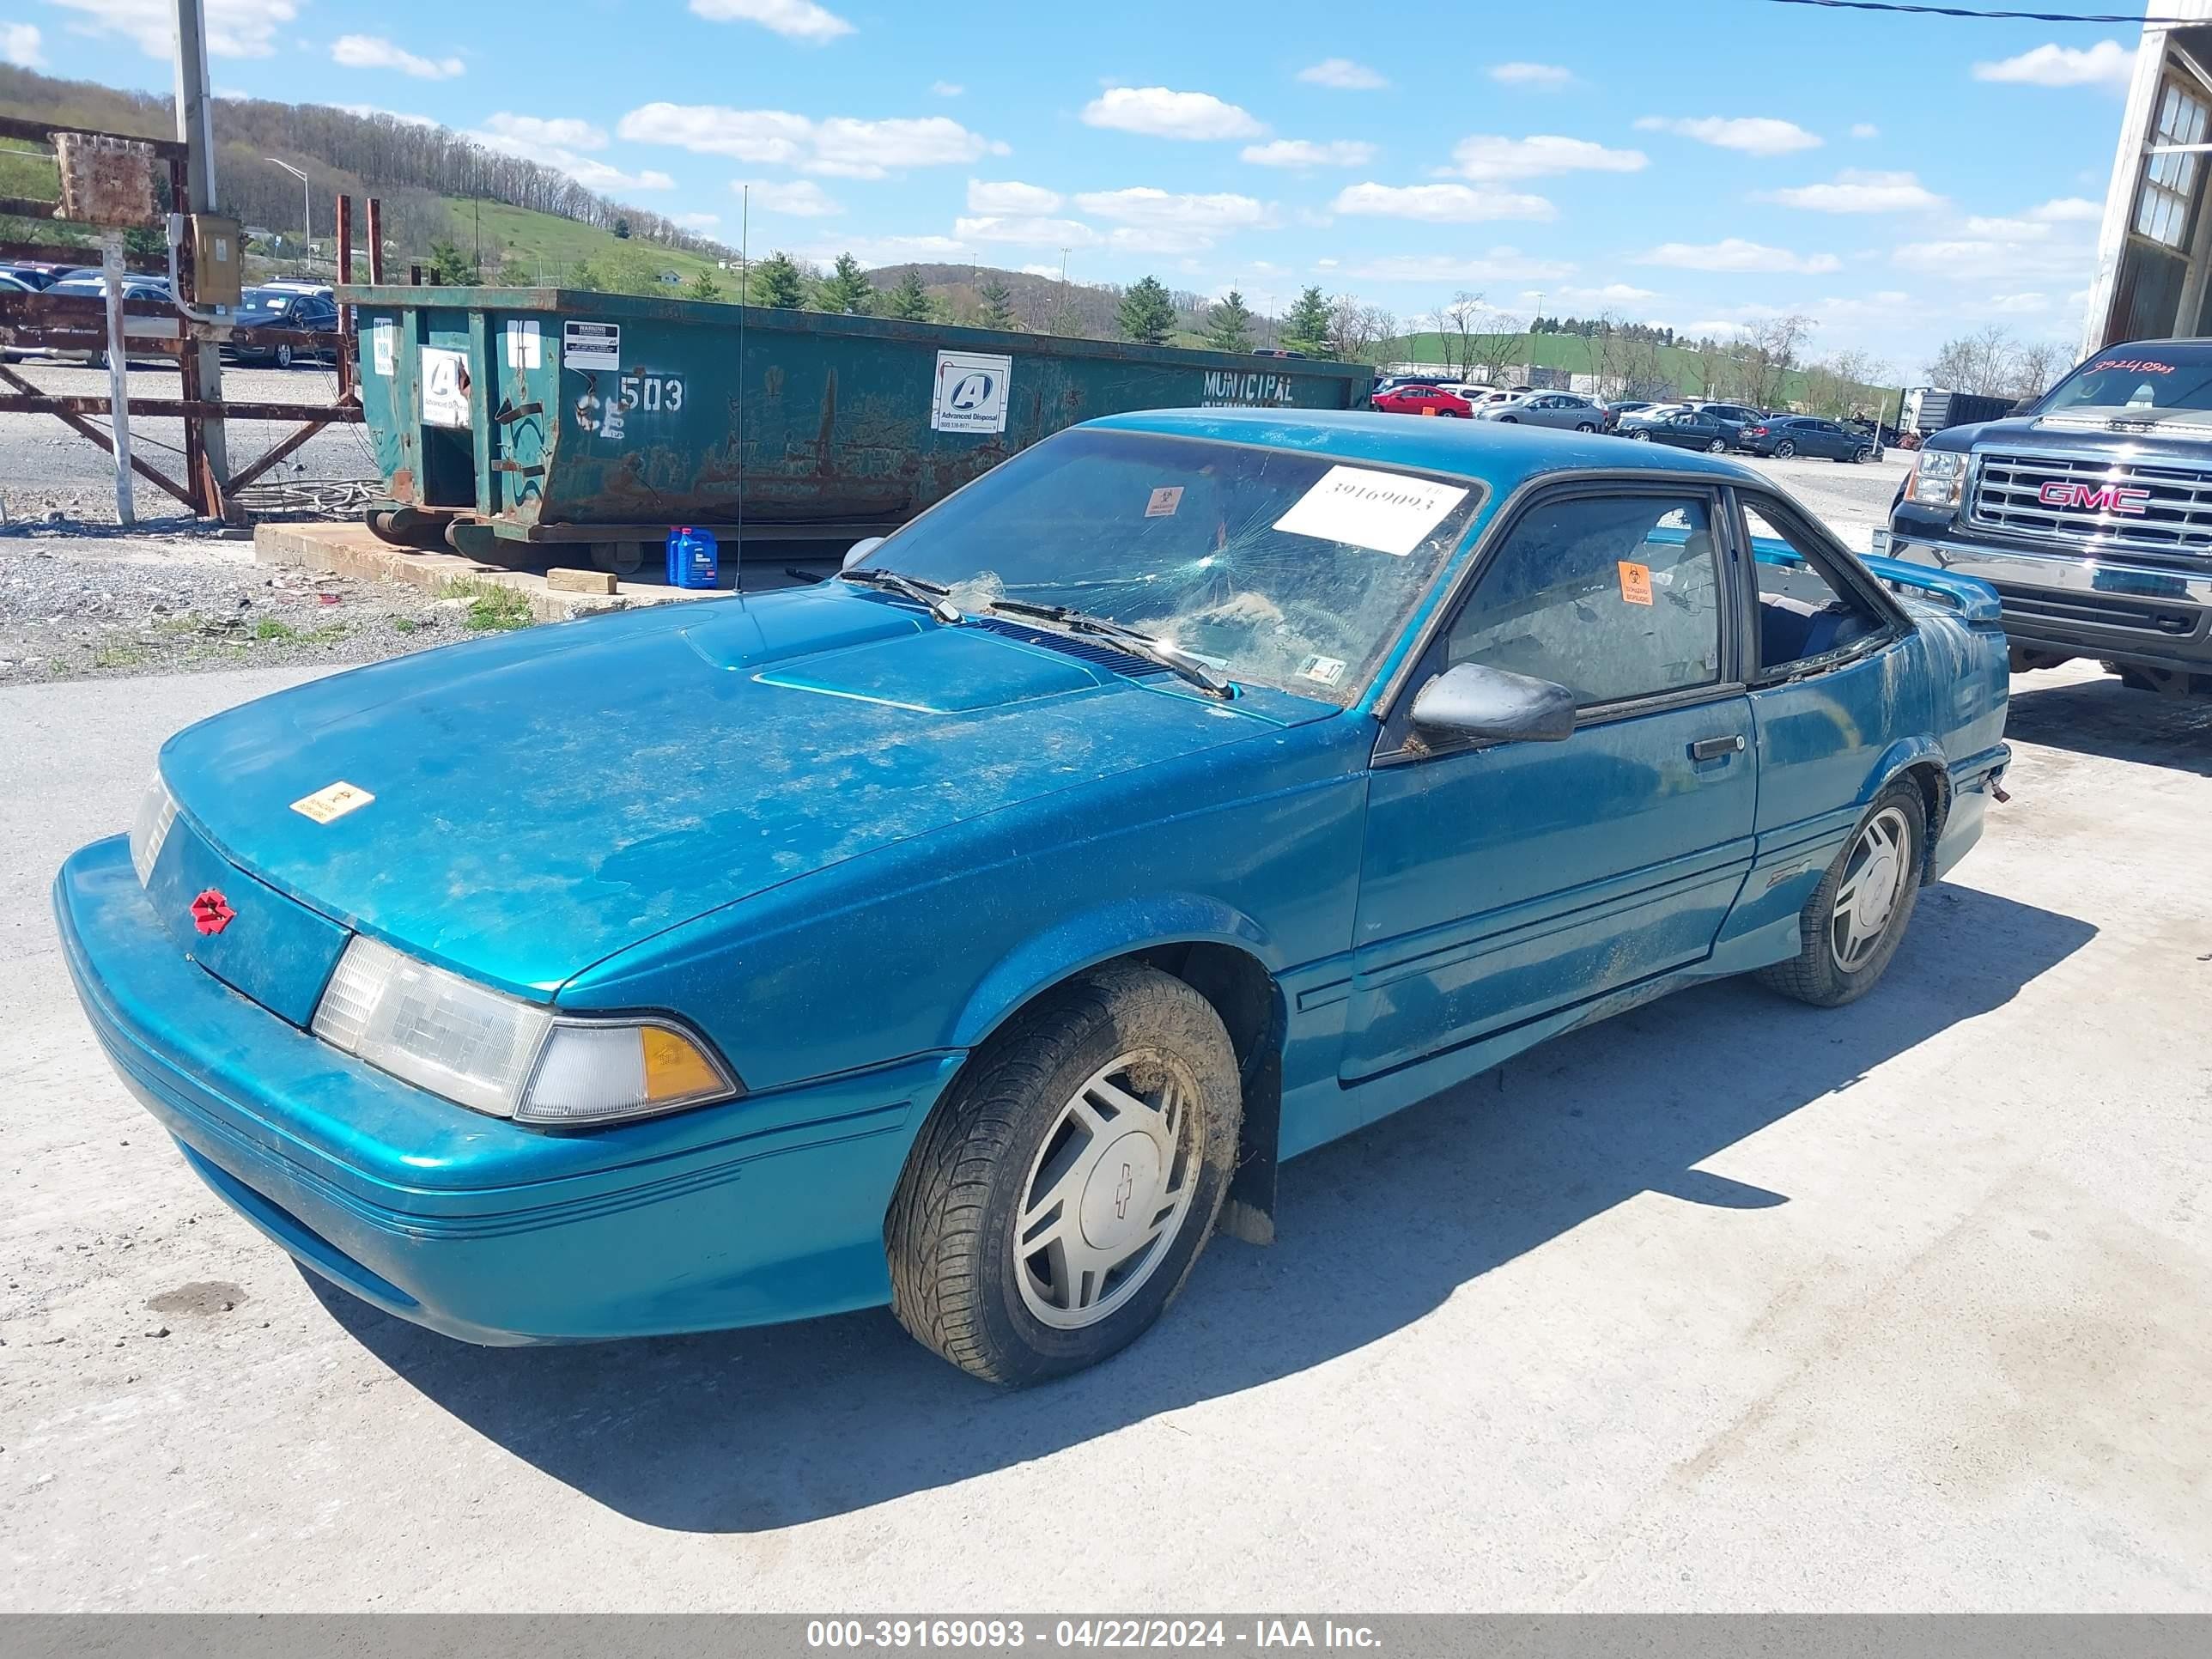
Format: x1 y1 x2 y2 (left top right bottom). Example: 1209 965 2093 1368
804 1620 1383 1650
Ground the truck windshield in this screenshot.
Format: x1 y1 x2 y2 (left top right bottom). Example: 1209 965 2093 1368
2038 344 2212 421
854 427 1485 704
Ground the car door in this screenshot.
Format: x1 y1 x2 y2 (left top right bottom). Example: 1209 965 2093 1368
1721 489 1915 947
1346 481 1759 1092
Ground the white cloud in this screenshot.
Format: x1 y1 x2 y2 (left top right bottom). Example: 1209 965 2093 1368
331 33 464 79
1489 62 1572 89
968 179 1063 214
2029 196 2103 223
1297 58 1386 89
690 0 854 45
618 103 1006 179
1332 181 1555 223
1073 187 1271 233
470 114 675 193
1557 282 1659 304
1760 168 1943 213
1973 40 2133 91
332 102 439 128
1893 233 2094 282
1850 122 1880 140
2 21 45 66
1634 115 1822 155
1445 133 1647 181
1962 214 2050 239
798 234 969 267
1349 247 1575 284
733 178 844 216
1638 238 1841 274
1082 86 1265 141
930 81 963 98
1242 139 1376 167
1018 263 1061 278
676 211 722 229
1989 292 2053 313
50 0 298 59
954 215 1102 249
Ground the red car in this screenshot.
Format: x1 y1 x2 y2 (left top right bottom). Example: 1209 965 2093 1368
1373 383 1474 417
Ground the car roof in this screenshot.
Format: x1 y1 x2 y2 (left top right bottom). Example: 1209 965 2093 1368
1088 407 1765 487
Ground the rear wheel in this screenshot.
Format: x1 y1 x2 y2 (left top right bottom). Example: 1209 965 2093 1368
1705 438 1727 453
1632 428 1653 441
274 343 293 369
1775 439 1796 459
885 961 1242 1386
1574 421 1597 432
1757 782 1927 1008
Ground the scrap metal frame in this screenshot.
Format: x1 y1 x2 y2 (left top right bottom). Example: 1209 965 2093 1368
0 112 373 520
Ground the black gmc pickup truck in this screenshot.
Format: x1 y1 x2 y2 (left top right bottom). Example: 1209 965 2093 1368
1884 337 2212 696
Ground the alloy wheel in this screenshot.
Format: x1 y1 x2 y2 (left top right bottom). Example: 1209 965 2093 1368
1832 807 1911 972
1015 1050 1200 1331
1776 440 1796 458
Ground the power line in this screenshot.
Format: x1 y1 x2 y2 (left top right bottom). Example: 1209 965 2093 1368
1764 0 2199 21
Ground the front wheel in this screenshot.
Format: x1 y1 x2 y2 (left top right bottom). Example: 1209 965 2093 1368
1705 438 1727 453
885 961 1243 1386
1852 445 1874 464
1497 415 1519 423
1632 428 1653 441
274 343 293 369
1757 781 1927 1007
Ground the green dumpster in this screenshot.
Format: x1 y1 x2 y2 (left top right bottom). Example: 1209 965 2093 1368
343 285 1375 567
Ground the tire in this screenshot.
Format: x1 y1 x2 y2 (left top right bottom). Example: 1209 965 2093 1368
1575 421 1597 432
1852 446 1874 464
1632 429 1653 441
1705 438 1727 453
1775 440 1796 459
885 960 1243 1386
1498 415 1519 423
1757 781 1928 1008
275 343 293 369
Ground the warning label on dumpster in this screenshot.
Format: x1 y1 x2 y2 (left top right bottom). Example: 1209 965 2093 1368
563 320 621 371
932 349 1012 434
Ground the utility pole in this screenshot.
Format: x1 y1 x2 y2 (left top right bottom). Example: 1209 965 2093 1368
267 157 309 273
173 0 228 512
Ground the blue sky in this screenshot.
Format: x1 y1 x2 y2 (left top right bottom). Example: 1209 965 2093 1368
1 0 2145 373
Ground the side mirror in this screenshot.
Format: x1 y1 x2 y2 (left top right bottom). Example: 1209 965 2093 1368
1410 662 1577 744
842 536 886 572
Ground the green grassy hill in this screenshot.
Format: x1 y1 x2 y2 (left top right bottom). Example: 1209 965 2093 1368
0 138 60 203
450 199 731 288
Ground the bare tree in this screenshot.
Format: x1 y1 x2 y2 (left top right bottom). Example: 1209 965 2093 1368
2011 339 2069 398
1434 291 1489 379
1740 313 1814 409
1326 294 1395 363
1925 325 2022 396
1467 306 1526 386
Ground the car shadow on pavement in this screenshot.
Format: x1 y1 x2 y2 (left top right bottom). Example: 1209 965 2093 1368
2006 672 2212 776
312 880 2094 1534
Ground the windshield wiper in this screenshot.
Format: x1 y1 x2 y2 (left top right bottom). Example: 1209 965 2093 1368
986 597 1231 697
840 566 963 624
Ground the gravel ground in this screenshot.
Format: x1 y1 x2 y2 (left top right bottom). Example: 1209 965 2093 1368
0 532 467 683
0 358 378 528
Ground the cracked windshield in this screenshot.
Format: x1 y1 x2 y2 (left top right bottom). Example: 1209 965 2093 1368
854 428 1484 702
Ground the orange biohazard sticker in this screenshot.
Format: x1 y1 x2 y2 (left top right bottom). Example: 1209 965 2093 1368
1617 561 1654 605
1145 486 1183 518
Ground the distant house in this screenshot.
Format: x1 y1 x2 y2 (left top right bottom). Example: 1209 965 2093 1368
658 270 684 286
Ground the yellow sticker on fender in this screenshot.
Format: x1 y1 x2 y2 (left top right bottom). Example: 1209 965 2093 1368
292 781 375 823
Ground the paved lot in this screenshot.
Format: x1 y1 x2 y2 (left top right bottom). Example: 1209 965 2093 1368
3 653 2209 1612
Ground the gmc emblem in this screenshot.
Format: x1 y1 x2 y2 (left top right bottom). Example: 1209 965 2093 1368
2039 480 2153 516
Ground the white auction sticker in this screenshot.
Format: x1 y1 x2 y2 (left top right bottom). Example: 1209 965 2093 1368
370 319 394 377
932 349 1012 434
563 320 621 371
1272 465 1470 556
421 347 471 429
505 319 542 369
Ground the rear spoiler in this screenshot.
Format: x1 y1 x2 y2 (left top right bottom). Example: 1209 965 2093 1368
1859 555 2002 624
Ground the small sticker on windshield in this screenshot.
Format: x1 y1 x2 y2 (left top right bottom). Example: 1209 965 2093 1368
292 781 374 824
1145 486 1183 518
1299 654 1348 687
1618 561 1654 606
1272 465 1470 556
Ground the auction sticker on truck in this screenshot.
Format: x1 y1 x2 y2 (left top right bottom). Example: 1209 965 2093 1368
932 349 1012 434
1273 465 1468 556
563 320 621 371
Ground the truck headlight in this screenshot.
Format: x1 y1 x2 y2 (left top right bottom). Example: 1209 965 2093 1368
129 771 178 887
311 934 739 1126
1907 448 1966 509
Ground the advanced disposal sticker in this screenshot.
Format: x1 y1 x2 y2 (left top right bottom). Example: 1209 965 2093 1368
932 349 1012 434
563 320 621 371
1273 465 1469 556
421 347 471 429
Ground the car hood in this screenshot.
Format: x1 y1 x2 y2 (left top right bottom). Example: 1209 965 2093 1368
161 587 1312 997
1929 412 2212 454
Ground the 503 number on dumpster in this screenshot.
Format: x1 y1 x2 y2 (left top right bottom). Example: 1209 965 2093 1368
618 373 685 415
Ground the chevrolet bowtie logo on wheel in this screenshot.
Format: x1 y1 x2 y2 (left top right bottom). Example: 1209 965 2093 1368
1115 1164 1134 1219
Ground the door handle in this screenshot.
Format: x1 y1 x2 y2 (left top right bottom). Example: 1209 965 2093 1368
1690 735 1747 761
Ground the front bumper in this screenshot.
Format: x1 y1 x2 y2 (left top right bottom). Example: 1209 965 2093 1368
1883 529 2212 677
55 836 961 1345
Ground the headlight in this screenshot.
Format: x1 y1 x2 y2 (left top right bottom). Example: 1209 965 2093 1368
311 934 739 1126
1907 448 1966 509
129 771 178 887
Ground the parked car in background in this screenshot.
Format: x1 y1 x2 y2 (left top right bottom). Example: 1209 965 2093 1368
1619 406 1738 453
1687 402 1767 445
225 285 342 368
0 262 63 290
1741 416 1879 463
56 410 2011 1386
1476 391 1606 431
1603 398 1661 431
1375 382 1474 417
35 272 175 367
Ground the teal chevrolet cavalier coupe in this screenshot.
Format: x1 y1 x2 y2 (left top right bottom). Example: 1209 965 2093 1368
56 410 2010 1385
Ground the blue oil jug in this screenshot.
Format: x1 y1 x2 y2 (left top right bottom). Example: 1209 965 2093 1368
665 526 720 590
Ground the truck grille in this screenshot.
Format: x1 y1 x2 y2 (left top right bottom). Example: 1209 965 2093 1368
1968 450 2212 567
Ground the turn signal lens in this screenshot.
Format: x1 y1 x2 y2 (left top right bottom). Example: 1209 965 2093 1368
517 1021 738 1127
129 772 178 887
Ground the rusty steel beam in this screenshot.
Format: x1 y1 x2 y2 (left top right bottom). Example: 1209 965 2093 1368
0 113 185 161
367 199 386 283
226 418 335 491
0 241 166 275
0 291 184 323
0 394 364 421
0 363 197 510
